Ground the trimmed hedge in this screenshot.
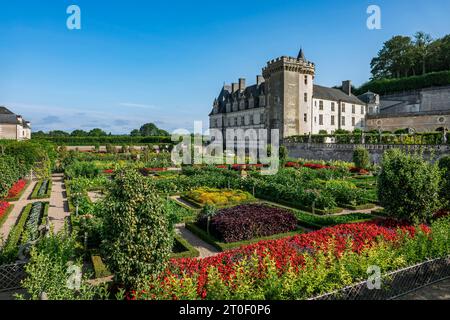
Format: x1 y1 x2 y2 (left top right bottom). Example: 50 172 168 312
185 222 304 252
0 204 33 264
170 234 200 259
35 136 172 146
31 180 52 199
294 210 375 229
91 255 112 279
355 70 450 96
0 204 14 229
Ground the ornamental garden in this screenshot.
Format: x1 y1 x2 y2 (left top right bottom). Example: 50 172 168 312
0 139 449 300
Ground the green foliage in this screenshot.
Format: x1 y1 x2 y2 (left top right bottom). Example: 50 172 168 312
353 147 370 169
19 232 101 300
137 123 169 137
356 70 450 95
378 149 442 222
0 155 21 198
34 135 172 146
438 156 450 207
65 161 100 179
100 168 173 289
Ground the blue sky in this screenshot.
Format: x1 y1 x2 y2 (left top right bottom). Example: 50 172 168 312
1 0 450 134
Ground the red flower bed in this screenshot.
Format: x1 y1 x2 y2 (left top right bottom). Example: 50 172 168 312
197 204 298 243
285 162 301 168
215 165 228 169
350 167 369 175
6 180 27 199
303 163 333 170
0 201 10 219
103 169 114 174
131 220 429 300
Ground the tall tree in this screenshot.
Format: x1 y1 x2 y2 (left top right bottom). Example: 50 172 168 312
413 32 433 75
139 123 169 136
88 128 107 136
71 129 88 136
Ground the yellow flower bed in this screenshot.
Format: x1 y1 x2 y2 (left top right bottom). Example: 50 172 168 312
184 187 254 206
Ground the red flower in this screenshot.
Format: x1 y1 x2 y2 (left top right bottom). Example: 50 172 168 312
103 169 114 174
6 180 27 199
0 201 10 219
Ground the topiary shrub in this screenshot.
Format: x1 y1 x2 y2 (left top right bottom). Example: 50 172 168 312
100 168 173 289
438 156 450 208
378 149 441 223
353 147 370 169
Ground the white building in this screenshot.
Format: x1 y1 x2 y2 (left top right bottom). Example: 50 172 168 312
209 49 368 140
0 106 31 140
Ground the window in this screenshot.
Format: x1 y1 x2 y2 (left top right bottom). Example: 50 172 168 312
341 116 346 126
342 103 346 113
304 75 308 85
331 115 335 126
304 113 307 122
319 115 323 125
331 102 335 112
352 117 355 126
352 105 355 114
361 105 365 115
319 101 324 111
304 93 308 102
361 119 365 128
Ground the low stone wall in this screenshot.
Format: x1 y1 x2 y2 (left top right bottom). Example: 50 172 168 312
285 142 450 164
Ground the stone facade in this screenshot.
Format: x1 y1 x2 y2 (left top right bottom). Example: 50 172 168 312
365 86 450 132
209 49 367 141
0 106 31 140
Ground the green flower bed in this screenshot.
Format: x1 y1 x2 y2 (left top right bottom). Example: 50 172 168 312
31 180 52 199
294 210 375 229
185 222 304 252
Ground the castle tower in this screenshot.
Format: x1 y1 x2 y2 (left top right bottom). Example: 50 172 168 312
262 48 315 138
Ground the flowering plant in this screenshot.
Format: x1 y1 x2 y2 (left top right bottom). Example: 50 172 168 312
0 201 11 219
6 180 27 199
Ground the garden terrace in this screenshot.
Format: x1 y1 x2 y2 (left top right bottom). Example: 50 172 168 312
131 218 450 300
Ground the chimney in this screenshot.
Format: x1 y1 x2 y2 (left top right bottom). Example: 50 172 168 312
238 78 246 91
342 80 352 96
256 75 264 86
232 83 239 93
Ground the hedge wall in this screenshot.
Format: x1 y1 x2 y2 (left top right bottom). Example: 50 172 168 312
34 136 173 145
355 70 450 96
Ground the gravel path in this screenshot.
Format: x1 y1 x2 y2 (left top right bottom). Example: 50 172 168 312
396 278 450 300
47 173 70 233
175 224 220 258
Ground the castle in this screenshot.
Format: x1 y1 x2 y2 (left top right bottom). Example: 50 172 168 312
209 49 371 140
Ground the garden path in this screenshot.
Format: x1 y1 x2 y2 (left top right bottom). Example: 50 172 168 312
47 173 70 234
0 180 37 245
175 224 220 258
396 278 450 300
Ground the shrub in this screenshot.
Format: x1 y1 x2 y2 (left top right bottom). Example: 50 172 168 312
183 187 254 207
100 168 173 289
19 233 101 300
353 147 370 169
65 161 100 179
197 204 298 243
378 149 441 223
438 156 450 207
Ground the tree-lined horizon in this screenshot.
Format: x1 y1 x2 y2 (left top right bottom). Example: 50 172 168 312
370 32 450 80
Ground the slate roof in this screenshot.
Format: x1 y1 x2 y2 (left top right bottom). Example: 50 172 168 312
313 85 365 105
211 82 266 115
0 114 21 124
0 106 14 115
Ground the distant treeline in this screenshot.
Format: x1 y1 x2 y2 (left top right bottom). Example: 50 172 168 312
34 136 173 146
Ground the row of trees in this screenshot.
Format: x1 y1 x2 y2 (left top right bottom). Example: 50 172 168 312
370 32 450 80
33 123 169 138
